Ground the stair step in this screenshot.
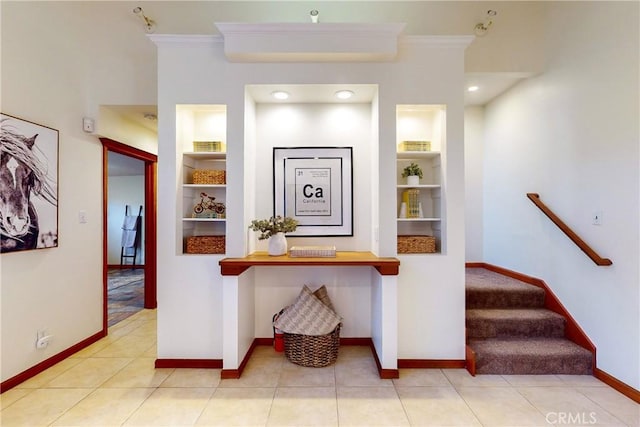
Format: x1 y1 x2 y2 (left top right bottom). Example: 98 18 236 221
466 308 566 339
466 268 545 309
469 338 593 375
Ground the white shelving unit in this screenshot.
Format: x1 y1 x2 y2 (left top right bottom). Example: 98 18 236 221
177 105 227 254
396 105 445 253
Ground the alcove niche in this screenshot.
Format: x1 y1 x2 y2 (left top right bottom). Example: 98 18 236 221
243 83 380 341
153 26 470 376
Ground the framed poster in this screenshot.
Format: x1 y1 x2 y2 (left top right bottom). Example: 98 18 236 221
274 147 353 237
1 113 58 253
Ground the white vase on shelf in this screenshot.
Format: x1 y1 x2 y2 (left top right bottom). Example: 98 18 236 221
406 175 420 186
268 232 288 256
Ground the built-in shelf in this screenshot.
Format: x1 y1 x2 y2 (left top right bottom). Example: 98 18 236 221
397 151 441 159
396 105 445 254
219 251 400 276
183 184 226 189
178 105 227 254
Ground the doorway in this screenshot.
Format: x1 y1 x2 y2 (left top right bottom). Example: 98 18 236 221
101 138 157 332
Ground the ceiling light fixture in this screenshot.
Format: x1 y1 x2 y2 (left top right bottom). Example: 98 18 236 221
467 86 479 92
271 91 290 100
335 90 354 100
474 10 497 37
133 6 156 34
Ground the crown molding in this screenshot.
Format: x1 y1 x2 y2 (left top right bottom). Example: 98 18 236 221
214 22 407 62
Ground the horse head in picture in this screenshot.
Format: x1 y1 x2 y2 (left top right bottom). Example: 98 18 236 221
0 121 56 252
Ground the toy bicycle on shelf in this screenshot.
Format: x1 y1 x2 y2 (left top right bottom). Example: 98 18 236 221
193 192 225 217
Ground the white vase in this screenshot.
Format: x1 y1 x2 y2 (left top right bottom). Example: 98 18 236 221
268 232 288 256
407 175 420 186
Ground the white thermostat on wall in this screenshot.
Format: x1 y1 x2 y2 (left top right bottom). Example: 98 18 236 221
82 117 95 133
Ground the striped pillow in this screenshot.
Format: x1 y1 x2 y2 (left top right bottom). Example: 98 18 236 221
273 285 341 336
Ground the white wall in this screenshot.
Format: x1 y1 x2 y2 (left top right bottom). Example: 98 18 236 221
154 36 468 361
1 2 156 383
482 2 639 388
107 175 145 265
252 103 373 337
464 106 484 262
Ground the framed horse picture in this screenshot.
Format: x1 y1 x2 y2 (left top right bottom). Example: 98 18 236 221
1 113 58 253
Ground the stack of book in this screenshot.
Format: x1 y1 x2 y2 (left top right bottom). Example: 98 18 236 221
402 189 421 218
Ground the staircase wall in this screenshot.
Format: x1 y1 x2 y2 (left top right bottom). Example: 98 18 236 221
478 2 640 389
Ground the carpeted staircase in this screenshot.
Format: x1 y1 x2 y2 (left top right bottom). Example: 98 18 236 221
466 267 593 375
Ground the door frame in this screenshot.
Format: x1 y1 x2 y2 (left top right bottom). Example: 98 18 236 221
101 137 158 332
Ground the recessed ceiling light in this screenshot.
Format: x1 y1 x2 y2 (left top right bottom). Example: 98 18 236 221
271 91 290 100
335 90 354 100
467 85 479 92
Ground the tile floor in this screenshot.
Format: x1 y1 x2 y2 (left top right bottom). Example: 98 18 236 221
1 309 638 426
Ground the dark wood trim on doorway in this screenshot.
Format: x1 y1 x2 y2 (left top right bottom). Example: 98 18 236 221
101 138 158 334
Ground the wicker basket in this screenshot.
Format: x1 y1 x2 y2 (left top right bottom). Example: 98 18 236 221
284 325 341 368
192 169 226 185
185 236 225 254
398 235 436 254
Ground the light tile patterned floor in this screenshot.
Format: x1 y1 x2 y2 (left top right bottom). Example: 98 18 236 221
1 309 638 426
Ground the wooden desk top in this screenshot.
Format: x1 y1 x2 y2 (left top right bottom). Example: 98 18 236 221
219 251 400 276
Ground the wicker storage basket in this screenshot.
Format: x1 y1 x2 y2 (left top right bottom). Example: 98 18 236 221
397 235 436 254
192 169 226 185
185 236 225 254
284 325 341 368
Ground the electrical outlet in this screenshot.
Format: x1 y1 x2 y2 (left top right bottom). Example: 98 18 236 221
79 210 87 224
36 329 51 349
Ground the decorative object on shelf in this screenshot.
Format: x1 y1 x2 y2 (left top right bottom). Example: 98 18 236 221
193 141 225 152
192 169 226 184
268 232 287 256
402 189 421 218
192 192 225 218
273 147 353 237
185 235 225 254
398 202 407 218
402 162 423 186
249 215 298 256
399 140 431 152
397 235 436 254
289 245 337 257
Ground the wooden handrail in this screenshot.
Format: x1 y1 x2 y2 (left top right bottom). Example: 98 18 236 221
526 193 612 266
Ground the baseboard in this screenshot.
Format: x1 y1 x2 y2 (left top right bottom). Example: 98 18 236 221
465 344 477 376
221 339 259 379
1 330 106 393
154 359 222 369
340 337 372 346
398 359 465 369
594 368 640 404
366 339 399 379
